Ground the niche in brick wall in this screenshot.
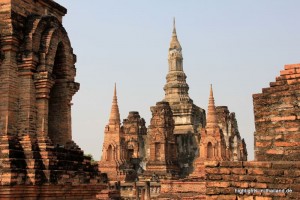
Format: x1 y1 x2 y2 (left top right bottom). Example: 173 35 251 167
207 142 213 159
48 42 70 146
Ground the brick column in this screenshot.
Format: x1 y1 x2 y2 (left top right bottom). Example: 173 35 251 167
68 81 79 140
34 71 54 136
18 53 39 135
0 36 19 135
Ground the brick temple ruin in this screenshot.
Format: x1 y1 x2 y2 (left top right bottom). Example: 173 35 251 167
0 0 299 200
97 19 300 200
0 0 106 199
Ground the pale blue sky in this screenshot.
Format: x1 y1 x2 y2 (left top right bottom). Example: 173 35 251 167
55 0 300 161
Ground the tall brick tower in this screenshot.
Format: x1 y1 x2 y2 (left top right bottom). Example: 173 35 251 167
99 84 125 181
163 19 206 173
0 0 105 198
0 0 79 147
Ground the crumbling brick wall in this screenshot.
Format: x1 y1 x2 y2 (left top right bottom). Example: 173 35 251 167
253 63 300 161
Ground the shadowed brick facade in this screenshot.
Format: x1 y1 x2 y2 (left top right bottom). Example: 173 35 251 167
216 106 248 162
122 111 147 160
0 0 106 199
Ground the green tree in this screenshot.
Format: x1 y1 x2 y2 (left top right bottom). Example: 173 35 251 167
85 153 95 162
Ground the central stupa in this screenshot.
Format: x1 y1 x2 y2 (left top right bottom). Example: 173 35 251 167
163 19 206 173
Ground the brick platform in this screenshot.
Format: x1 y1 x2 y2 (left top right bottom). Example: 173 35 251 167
158 160 299 199
204 161 300 199
0 185 106 200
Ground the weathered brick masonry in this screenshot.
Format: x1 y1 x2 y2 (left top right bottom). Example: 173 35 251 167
204 160 299 199
0 0 106 199
253 63 300 161
145 101 179 178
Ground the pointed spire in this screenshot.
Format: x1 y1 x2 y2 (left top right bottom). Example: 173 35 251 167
170 17 181 50
206 84 218 130
109 83 120 125
172 17 176 35
114 82 117 97
165 18 189 101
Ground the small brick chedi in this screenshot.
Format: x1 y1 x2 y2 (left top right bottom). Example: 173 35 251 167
0 0 105 199
99 84 147 182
